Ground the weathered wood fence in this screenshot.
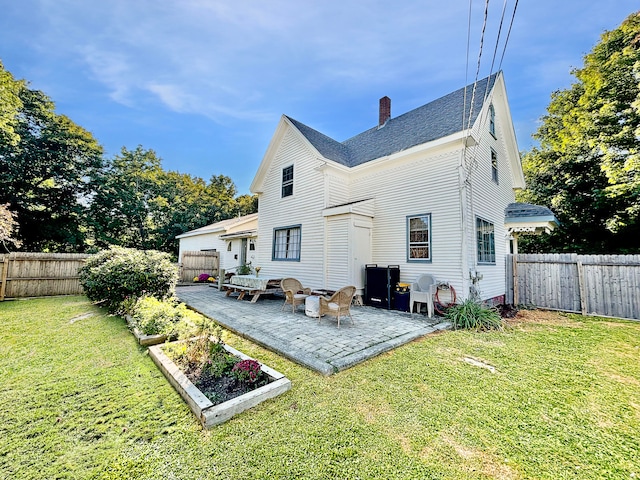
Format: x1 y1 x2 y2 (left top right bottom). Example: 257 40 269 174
506 253 640 321
0 252 91 300
179 251 220 282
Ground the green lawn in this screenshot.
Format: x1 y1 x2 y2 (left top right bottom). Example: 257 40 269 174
1 297 639 479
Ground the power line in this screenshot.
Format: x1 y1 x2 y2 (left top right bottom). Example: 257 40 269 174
498 0 519 71
465 0 490 133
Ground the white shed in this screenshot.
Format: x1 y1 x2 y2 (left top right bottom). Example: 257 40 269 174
176 213 258 272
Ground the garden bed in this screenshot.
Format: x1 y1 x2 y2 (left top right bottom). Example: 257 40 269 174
148 340 291 428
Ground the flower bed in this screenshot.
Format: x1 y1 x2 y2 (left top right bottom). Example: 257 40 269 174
149 339 291 428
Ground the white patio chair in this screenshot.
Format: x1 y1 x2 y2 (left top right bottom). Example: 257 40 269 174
410 274 437 318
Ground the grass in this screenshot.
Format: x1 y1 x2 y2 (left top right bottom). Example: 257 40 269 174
1 298 639 479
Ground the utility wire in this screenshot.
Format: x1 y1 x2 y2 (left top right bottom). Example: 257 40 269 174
498 0 519 70
465 0 490 133
462 0 474 132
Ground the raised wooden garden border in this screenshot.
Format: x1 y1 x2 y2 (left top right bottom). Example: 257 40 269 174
148 340 291 428
125 315 169 346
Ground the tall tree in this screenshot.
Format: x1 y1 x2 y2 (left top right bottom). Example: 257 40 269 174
90 147 246 253
0 75 104 251
89 146 165 249
519 12 640 253
0 60 23 146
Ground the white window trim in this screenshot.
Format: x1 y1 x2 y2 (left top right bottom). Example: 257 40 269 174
476 217 496 265
406 213 432 262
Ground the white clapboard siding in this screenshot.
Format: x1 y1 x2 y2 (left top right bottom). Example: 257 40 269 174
255 127 327 288
466 99 517 301
325 217 350 290
349 150 467 296
507 254 640 320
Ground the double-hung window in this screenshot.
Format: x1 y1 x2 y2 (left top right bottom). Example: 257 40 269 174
407 214 431 262
273 225 301 261
282 165 294 197
476 217 495 264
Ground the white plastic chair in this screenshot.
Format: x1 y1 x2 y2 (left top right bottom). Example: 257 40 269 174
410 274 437 318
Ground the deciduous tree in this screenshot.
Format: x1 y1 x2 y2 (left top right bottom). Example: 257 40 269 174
0 76 104 251
519 12 640 253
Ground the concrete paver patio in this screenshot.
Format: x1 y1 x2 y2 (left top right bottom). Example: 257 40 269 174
177 284 450 375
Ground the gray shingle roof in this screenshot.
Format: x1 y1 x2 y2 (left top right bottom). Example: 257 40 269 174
286 73 498 167
505 203 555 219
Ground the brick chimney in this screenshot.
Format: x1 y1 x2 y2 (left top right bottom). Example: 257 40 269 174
379 96 391 126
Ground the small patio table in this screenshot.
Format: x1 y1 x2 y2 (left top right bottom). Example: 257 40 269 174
222 275 282 303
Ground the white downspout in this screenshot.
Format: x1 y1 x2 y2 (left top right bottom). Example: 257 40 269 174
458 149 470 301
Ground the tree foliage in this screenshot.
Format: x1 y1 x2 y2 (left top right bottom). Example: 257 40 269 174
0 60 23 146
89 146 257 253
0 69 104 252
519 12 640 253
0 203 22 252
1 62 257 254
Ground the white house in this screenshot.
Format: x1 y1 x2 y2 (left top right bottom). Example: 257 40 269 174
176 213 258 272
249 72 555 303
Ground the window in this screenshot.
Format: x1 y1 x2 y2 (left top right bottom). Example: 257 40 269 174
489 104 496 137
476 217 495 264
407 214 431 261
273 225 301 261
282 165 294 197
491 148 498 183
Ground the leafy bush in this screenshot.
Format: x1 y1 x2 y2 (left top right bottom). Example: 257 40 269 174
132 297 180 336
79 246 178 313
131 297 210 337
445 299 503 331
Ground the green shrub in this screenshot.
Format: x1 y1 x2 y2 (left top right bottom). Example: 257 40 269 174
131 297 180 336
130 296 211 337
445 299 503 331
78 246 178 313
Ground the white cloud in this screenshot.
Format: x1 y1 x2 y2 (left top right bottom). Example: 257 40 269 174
24 0 473 121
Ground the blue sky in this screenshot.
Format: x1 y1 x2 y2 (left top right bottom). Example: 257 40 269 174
1 1 638 194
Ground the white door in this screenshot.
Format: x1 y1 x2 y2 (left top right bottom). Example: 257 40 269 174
353 223 372 291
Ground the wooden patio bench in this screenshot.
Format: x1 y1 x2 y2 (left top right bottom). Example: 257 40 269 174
221 283 281 303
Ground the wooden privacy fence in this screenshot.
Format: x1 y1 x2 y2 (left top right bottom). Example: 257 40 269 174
0 252 91 300
506 253 640 321
179 251 220 282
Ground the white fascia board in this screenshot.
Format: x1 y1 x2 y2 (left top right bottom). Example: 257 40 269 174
318 130 472 176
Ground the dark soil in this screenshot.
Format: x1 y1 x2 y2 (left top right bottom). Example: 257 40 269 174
181 361 271 406
496 304 519 318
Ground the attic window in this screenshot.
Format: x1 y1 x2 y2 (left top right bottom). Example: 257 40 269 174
491 148 498 183
282 165 294 197
489 104 496 137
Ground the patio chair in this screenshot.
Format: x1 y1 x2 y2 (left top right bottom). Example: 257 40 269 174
280 278 311 313
410 274 436 318
318 286 357 328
